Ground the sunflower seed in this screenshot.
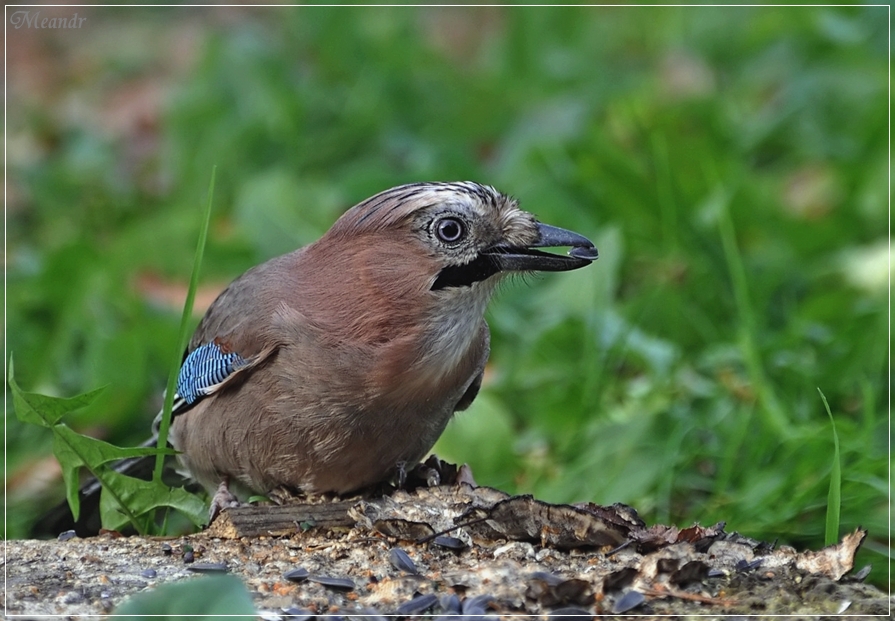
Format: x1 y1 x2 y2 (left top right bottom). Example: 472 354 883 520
395 593 438 615
549 607 593 620
284 567 310 583
611 590 645 614
439 593 462 614
388 548 419 575
186 562 228 573
309 575 355 591
432 535 467 551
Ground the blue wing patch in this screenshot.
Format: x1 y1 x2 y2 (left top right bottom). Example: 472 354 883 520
176 342 249 404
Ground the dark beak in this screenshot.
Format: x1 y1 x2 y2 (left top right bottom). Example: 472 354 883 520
431 223 597 290
485 223 598 272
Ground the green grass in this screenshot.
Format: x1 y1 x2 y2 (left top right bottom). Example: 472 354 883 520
154 167 216 481
819 388 842 547
7 6 888 586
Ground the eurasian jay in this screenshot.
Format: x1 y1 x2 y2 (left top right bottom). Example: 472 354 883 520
44 181 598 530
169 181 597 514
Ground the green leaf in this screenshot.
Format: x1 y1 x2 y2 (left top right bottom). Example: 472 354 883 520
99 470 207 531
52 425 170 521
114 575 255 618
819 388 841 546
53 425 166 467
9 356 107 427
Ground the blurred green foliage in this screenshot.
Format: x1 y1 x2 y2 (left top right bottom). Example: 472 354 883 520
7 6 887 585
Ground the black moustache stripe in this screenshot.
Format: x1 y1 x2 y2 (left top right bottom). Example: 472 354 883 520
431 254 501 290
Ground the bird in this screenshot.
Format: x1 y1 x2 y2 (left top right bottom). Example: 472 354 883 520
40 181 598 532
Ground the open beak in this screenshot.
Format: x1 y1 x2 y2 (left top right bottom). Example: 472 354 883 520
484 223 598 272
431 223 597 290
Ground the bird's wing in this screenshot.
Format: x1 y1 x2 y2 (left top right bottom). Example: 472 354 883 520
155 257 294 428
174 338 276 406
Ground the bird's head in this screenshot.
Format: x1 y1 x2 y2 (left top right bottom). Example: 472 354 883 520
302 181 598 404
325 181 598 295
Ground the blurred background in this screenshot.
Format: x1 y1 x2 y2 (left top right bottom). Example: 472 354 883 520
6 5 888 585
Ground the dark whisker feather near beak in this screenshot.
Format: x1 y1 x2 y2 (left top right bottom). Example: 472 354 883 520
431 254 502 290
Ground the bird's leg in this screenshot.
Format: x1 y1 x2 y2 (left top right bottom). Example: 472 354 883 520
207 476 240 525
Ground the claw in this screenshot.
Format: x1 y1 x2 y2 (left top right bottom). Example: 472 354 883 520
395 461 408 489
423 466 441 487
207 477 240 525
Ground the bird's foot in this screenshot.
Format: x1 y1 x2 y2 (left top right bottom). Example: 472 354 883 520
418 463 442 487
394 460 440 489
392 455 476 490
207 478 240 525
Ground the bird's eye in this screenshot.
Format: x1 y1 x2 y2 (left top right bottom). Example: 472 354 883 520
435 217 466 243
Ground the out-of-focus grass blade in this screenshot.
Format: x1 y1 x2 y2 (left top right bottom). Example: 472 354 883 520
154 167 216 481
818 387 841 546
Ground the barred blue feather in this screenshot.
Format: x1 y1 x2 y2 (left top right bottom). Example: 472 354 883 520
177 342 249 405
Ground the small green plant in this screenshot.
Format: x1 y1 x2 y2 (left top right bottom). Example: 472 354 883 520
9 170 219 534
8 357 205 533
